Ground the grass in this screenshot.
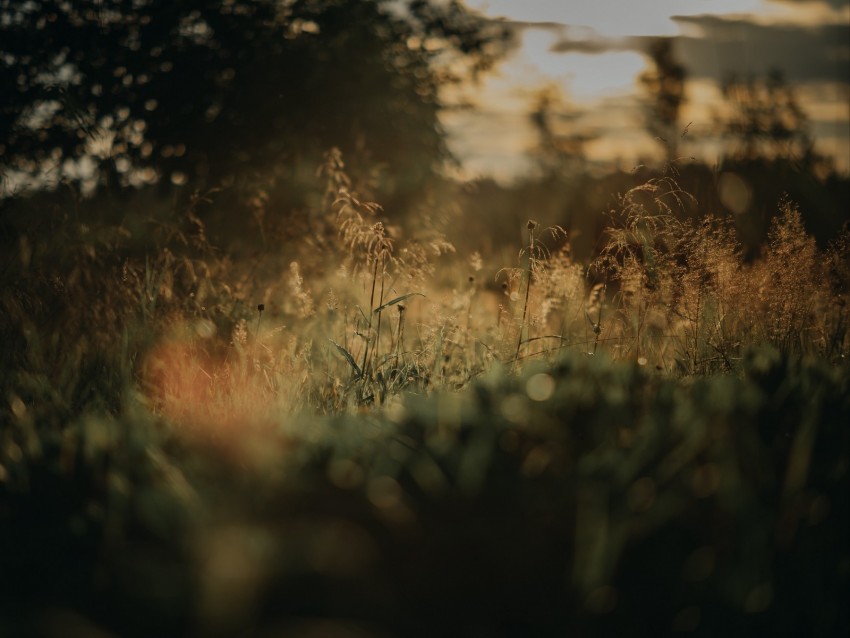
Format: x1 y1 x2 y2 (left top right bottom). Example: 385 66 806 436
1 150 849 636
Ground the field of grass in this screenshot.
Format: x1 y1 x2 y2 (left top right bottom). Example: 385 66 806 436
1 152 849 637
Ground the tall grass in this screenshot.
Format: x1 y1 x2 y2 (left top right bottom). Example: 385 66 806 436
3 152 846 426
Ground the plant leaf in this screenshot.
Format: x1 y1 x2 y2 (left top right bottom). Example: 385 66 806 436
329 339 362 378
374 292 424 314
355 305 370 324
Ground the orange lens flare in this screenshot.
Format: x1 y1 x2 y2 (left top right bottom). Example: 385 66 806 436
141 330 296 462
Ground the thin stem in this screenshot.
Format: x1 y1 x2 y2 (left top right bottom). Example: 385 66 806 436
515 222 536 367
360 257 380 377
253 303 264 371
374 253 386 373
592 303 603 355
396 305 406 365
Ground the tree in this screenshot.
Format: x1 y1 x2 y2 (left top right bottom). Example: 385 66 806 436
639 38 687 163
719 69 822 168
528 87 592 178
713 69 846 251
0 0 510 199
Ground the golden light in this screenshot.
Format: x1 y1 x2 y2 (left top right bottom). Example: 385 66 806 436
454 0 850 176
510 28 646 100
141 321 306 463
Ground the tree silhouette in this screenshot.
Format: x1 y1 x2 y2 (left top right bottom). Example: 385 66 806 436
0 0 510 198
719 69 822 167
528 87 592 178
639 38 687 163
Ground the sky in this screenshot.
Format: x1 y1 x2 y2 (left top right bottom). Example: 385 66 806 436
442 0 850 181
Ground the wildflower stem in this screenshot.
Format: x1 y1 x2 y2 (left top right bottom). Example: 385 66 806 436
515 221 536 368
254 303 265 370
361 257 380 378
374 253 386 373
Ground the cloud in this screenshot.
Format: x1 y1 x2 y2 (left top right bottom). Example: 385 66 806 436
533 13 848 85
499 19 637 55
767 0 849 10
496 19 566 32
669 15 849 84
549 35 635 55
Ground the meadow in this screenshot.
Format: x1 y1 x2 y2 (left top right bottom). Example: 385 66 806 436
1 149 849 637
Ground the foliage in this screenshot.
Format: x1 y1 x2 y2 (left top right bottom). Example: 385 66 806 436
0 0 510 198
2 347 848 636
593 182 848 372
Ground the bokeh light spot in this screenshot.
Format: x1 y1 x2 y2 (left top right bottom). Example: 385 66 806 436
526 372 555 401
672 605 701 632
744 582 774 613
627 476 656 512
683 546 716 582
718 172 752 216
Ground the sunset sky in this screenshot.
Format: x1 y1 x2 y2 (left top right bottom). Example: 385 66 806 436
444 0 850 180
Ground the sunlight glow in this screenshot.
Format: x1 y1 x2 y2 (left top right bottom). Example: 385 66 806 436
513 29 646 100
141 324 306 464
559 51 646 100
453 0 850 178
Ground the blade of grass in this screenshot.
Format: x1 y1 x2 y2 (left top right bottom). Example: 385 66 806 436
329 339 362 378
373 292 424 315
